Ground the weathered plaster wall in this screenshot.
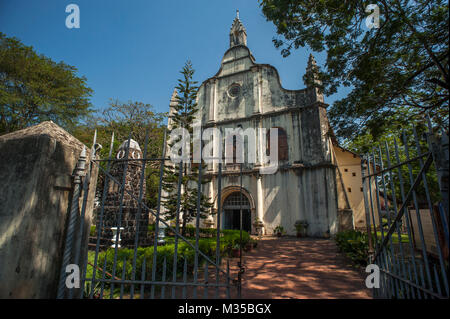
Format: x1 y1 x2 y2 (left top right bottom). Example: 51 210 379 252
0 121 97 298
204 164 338 237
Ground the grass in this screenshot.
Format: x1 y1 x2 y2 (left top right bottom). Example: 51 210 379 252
367 222 411 244
376 231 410 244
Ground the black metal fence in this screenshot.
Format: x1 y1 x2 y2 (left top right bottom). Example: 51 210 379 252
57 129 245 299
361 120 449 299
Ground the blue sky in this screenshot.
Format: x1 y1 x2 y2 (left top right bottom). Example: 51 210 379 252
0 0 349 118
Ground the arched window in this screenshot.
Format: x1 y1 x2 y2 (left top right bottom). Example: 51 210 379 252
225 135 240 163
223 192 251 232
267 127 288 161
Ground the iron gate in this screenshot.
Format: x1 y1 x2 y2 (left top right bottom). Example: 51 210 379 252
57 128 246 299
361 119 449 299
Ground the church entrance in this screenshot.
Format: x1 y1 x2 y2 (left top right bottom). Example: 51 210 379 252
223 192 251 233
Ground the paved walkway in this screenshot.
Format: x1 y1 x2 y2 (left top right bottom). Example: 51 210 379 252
240 237 372 299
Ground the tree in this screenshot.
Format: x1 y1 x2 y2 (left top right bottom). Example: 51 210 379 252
0 32 93 135
162 61 213 235
71 100 166 209
344 107 440 204
94 99 166 159
259 0 449 142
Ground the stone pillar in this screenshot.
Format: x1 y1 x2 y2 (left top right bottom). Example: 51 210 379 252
211 125 221 172
208 78 216 123
256 118 265 167
256 175 265 235
203 181 215 228
100 139 149 247
0 121 98 298
251 66 261 115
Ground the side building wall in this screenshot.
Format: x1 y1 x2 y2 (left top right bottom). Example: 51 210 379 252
332 145 380 230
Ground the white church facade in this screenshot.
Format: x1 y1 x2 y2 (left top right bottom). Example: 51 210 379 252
166 15 368 237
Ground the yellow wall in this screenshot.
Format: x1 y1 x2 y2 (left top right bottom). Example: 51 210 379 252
332 145 378 229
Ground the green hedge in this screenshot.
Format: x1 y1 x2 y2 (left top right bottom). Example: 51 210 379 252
94 242 216 282
91 229 251 283
148 224 249 242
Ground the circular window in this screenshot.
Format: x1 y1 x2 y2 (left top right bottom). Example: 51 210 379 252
228 84 241 98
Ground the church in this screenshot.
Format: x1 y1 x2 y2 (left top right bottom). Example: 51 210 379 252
166 14 368 237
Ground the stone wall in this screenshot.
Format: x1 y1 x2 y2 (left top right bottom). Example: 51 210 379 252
0 121 98 298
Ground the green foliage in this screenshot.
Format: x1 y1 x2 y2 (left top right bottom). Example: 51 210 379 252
294 220 308 232
161 224 219 238
164 229 251 248
344 116 441 204
94 244 199 281
183 224 197 237
90 225 96 237
222 229 251 248
259 0 449 141
335 230 371 266
0 32 93 135
198 227 217 237
273 225 286 235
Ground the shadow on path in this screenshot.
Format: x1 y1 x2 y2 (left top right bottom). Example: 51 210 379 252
240 237 372 299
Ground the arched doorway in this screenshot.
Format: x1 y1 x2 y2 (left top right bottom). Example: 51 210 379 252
222 192 251 232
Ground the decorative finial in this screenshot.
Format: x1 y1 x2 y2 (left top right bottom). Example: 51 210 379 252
308 53 317 66
170 88 178 101
304 53 324 102
230 10 247 47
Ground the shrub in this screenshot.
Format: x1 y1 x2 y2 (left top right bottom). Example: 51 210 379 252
335 230 370 266
222 229 250 247
183 225 196 237
273 225 285 235
199 228 217 237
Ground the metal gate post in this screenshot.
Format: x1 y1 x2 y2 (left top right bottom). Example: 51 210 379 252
57 146 87 299
361 158 374 254
428 131 449 218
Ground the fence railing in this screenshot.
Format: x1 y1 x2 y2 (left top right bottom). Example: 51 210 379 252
361 121 449 299
57 128 246 299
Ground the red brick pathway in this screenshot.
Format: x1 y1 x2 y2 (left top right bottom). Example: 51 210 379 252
240 237 372 299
